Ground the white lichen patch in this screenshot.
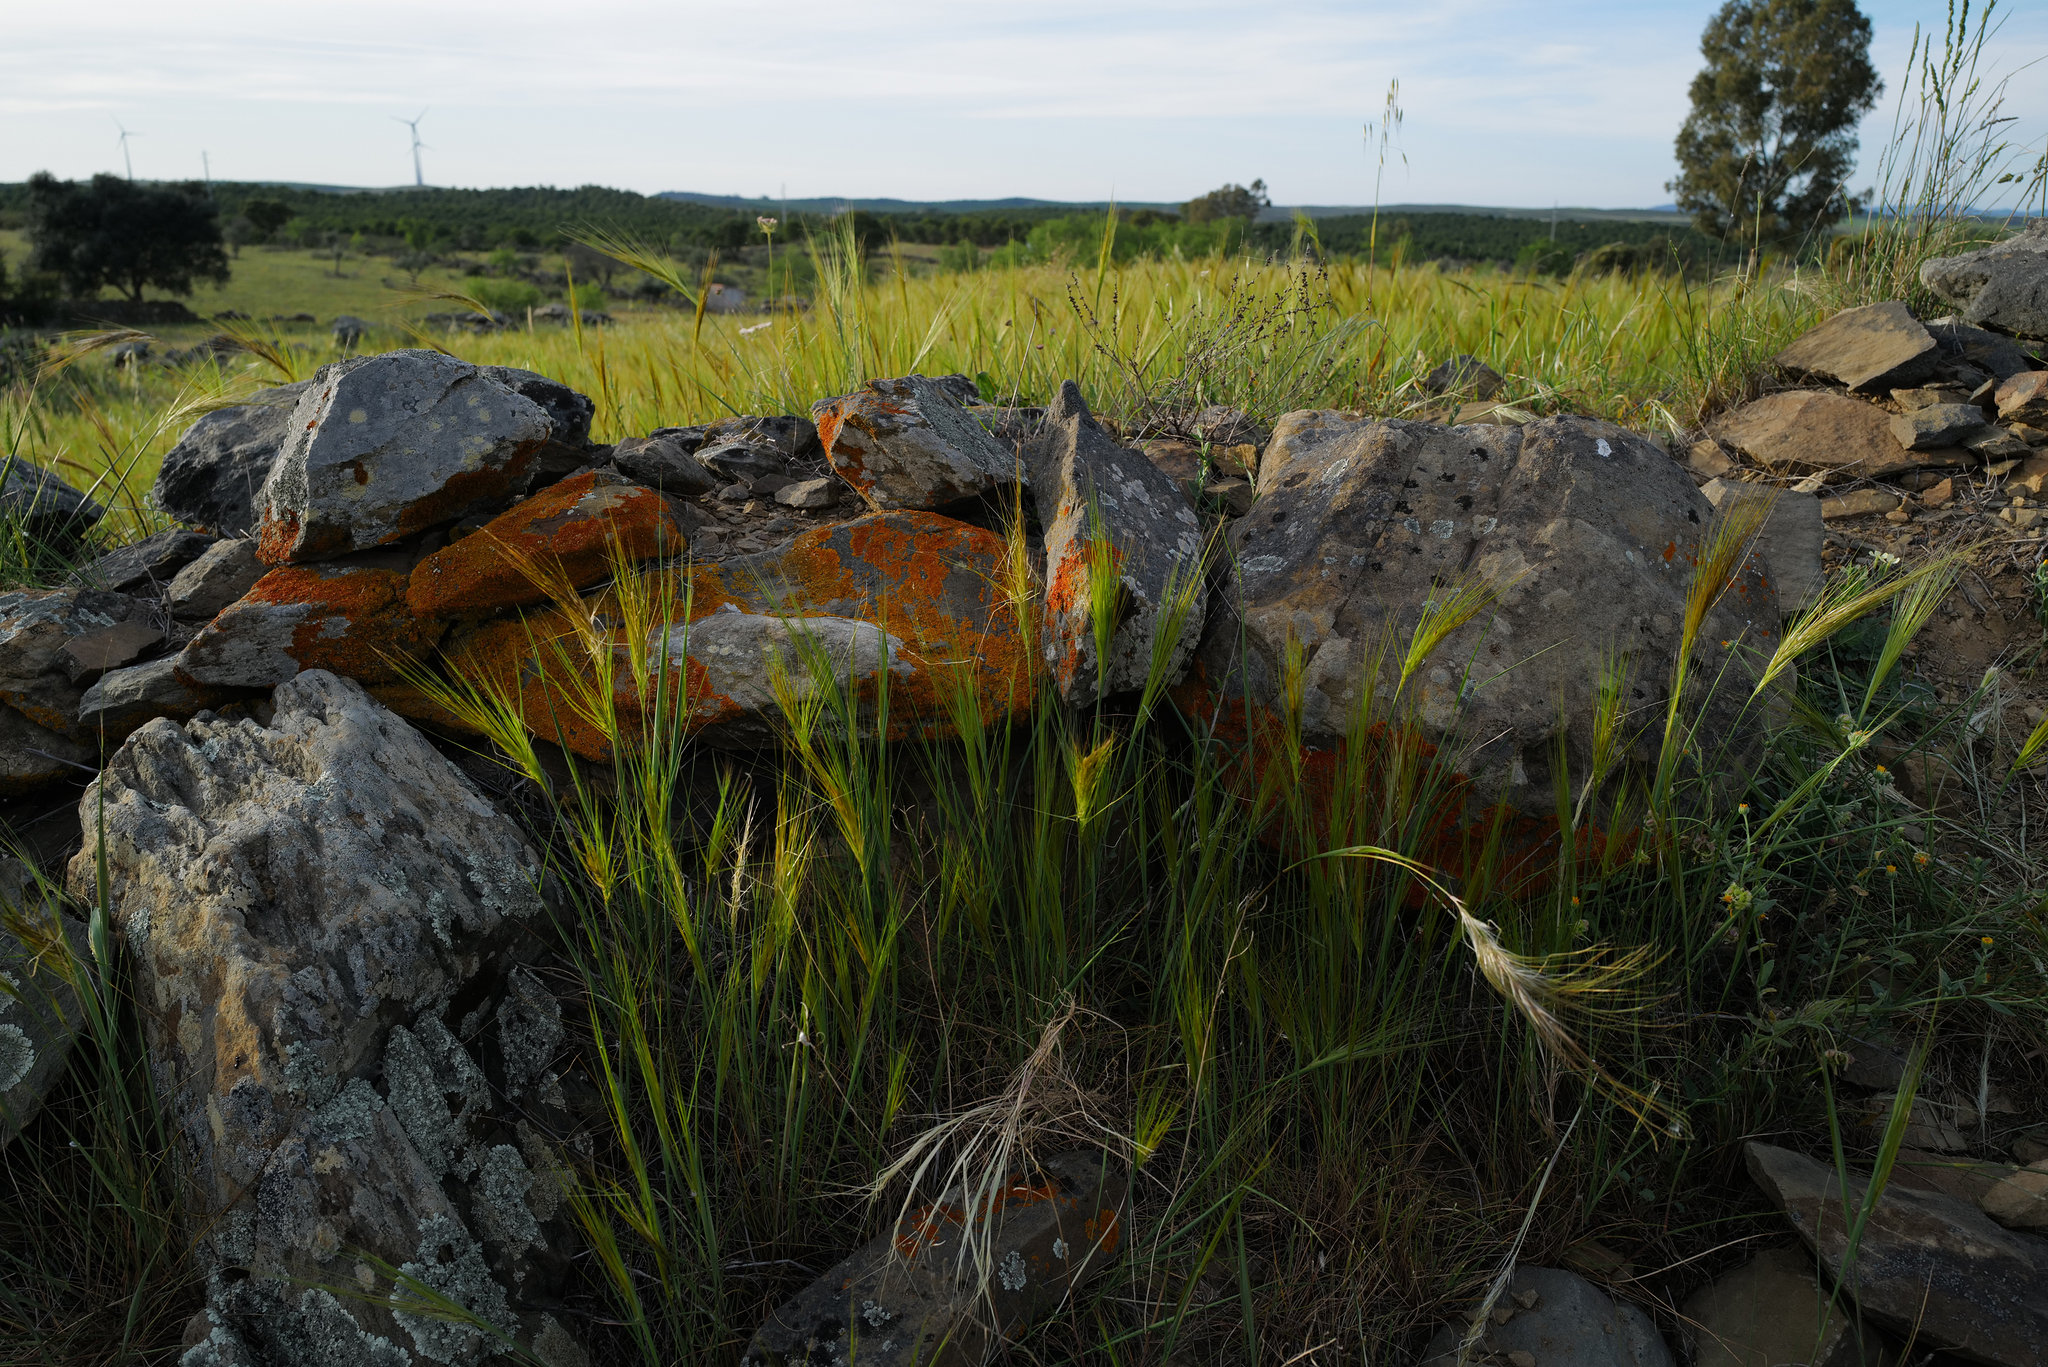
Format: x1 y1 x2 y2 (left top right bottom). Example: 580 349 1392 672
998 1248 1028 1292
0 1022 33 1091
391 1214 514 1365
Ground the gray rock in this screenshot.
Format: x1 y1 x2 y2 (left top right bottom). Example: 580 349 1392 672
1189 403 1273 447
1 454 104 545
1747 1140 2048 1366
1926 316 2045 379
77 656 227 742
1027 380 1206 706
1714 390 1954 480
774 476 839 509
0 587 156 735
70 529 216 595
168 539 266 620
475 366 594 447
0 857 87 1148
1701 480 1826 611
1183 414 1776 815
255 351 554 563
816 375 1022 510
1681 1245 1888 1367
1773 302 1939 392
692 415 823 485
1422 354 1507 399
152 381 312 534
1418 1265 1671 1367
745 1150 1126 1367
611 433 718 496
69 671 579 1367
57 620 163 684
1891 403 1991 450
1919 220 2048 339
330 315 368 347
0 704 93 797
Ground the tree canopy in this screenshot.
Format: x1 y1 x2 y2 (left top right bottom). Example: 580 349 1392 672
1183 180 1270 224
25 173 230 302
1668 0 1881 245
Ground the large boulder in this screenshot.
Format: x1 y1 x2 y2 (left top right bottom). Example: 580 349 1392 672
1027 381 1206 706
0 858 86 1148
0 587 158 734
152 380 312 534
1 455 104 547
745 1150 1126 1367
1747 1141 2048 1367
69 671 582 1367
1920 220 2048 339
1176 414 1777 816
255 351 554 565
815 374 1022 511
1713 390 1955 480
442 510 1035 760
1773 302 1939 392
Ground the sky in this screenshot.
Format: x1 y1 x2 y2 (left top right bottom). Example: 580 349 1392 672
3 1 2044 209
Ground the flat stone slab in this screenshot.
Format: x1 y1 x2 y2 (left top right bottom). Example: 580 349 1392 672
1774 302 1939 392
0 587 155 734
70 529 216 595
1714 390 1956 480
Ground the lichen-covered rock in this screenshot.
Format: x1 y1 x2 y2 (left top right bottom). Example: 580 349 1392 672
71 528 216 595
745 1150 1126 1367
69 671 580 1367
477 366 599 493
1713 389 1953 480
177 564 446 689
1027 381 1205 706
0 705 93 796
169 538 267 620
816 374 1023 511
152 381 312 534
255 351 554 565
1920 220 2048 339
1 454 105 547
443 510 1036 760
1176 415 1777 817
0 587 157 733
1773 301 1940 392
1 857 87 1148
407 469 683 617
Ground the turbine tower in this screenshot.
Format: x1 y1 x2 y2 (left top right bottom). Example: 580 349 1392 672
114 120 142 180
394 110 428 187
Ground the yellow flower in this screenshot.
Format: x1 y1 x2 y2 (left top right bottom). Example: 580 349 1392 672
1914 851 1931 867
1738 803 1750 813
1874 764 1889 775
1981 936 1994 947
1885 865 1897 876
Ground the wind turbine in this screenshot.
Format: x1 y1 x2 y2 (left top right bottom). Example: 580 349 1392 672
114 120 142 180
393 110 428 187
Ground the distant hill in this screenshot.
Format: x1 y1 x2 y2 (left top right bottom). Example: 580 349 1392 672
659 189 1690 226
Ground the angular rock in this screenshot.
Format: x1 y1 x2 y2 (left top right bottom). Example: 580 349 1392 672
1998 370 2048 425
0 455 104 546
611 432 718 496
1773 302 1939 392
77 656 227 742
1714 390 1946 480
1927 317 2044 380
694 415 823 484
1681 1245 1887 1367
1418 1265 1672 1367
1967 426 2033 461
1203 478 1256 517
0 857 87 1148
744 1150 1126 1367
1027 381 1206 705
407 469 683 618
1890 386 1972 412
1892 403 1991 450
168 537 267 620
1139 439 1205 492
444 511 1036 760
0 587 156 733
774 476 839 509
177 564 445 689
255 350 554 564
151 381 312 534
58 619 163 683
1189 403 1272 448
1178 414 1775 816
1701 480 1826 611
2007 453 2048 496
70 671 579 1367
1979 1161 2048 1231
816 375 1024 511
0 705 93 796
1920 220 2048 339
1688 438 1737 479
1747 1140 2048 1366
476 365 594 447
1821 489 1902 520
1421 354 1506 399
1888 1148 2016 1208
70 528 216 595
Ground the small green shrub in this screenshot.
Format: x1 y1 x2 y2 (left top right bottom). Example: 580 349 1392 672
469 277 543 313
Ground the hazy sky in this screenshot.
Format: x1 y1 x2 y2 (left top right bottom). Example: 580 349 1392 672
4 1 2043 208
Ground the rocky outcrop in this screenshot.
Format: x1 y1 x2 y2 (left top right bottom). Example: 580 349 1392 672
255 351 555 564
816 374 1021 511
1 456 104 546
1028 381 1206 706
745 1150 1126 1367
1920 220 2048 339
1417 1266 1671 1367
70 671 581 1367
151 381 312 534
1773 302 1939 392
1747 1141 2048 1367
0 857 86 1148
1177 414 1775 816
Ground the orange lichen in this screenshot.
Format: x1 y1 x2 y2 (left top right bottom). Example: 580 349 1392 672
244 565 447 682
